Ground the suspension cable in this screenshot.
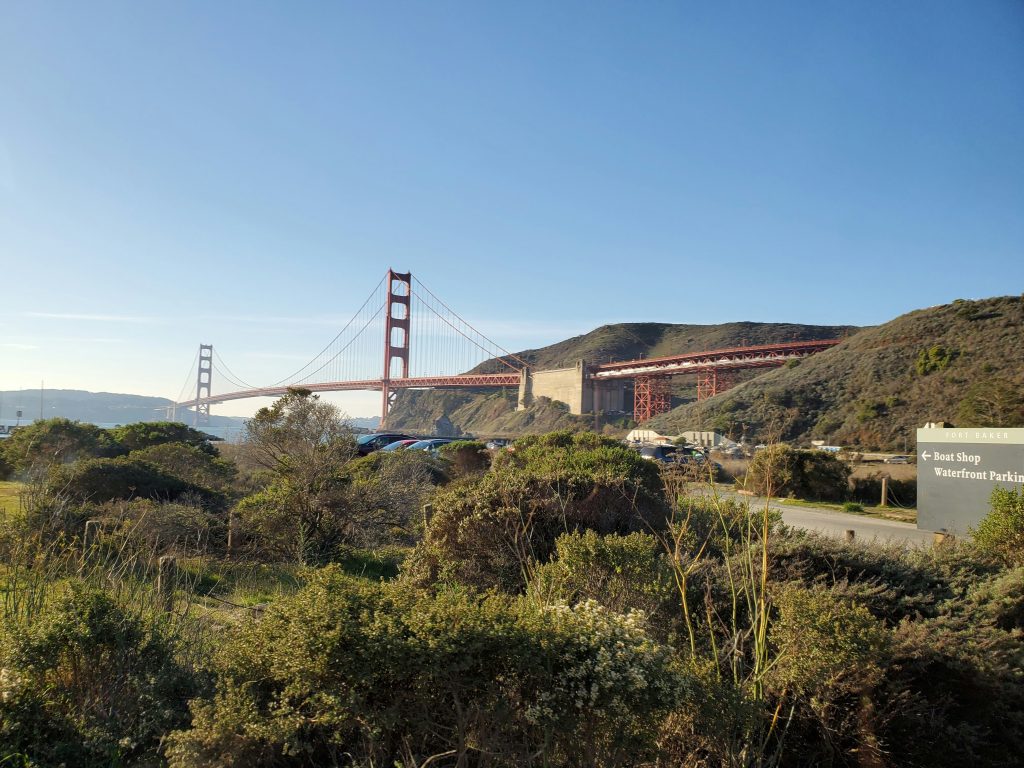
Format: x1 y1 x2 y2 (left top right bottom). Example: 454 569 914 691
412 277 528 367
270 275 386 386
296 304 386 384
174 349 200 403
213 349 256 390
411 288 525 372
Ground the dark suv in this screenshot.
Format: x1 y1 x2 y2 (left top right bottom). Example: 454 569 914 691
637 444 708 464
356 432 415 456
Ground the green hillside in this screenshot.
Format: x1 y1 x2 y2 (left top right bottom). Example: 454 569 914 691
648 296 1024 449
389 320 854 436
474 321 854 373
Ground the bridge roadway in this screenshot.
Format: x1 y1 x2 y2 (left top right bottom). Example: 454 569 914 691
176 373 521 409
589 339 840 380
176 339 842 410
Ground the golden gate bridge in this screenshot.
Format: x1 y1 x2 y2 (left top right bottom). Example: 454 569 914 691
173 269 841 426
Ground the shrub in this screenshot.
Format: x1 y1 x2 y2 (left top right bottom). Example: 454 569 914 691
842 501 864 513
528 530 673 619
131 442 237 493
438 439 490 475
237 449 440 563
47 456 226 510
744 444 850 501
110 421 219 456
406 431 669 592
915 345 956 376
166 567 682 768
0 585 198 767
973 487 1024 566
765 585 890 765
1 418 123 474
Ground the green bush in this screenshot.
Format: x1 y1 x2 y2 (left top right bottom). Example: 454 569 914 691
765 585 890 765
915 345 956 376
528 530 673 619
110 421 219 456
842 501 864 513
131 442 237 493
0 585 198 767
973 487 1024 566
438 439 490 475
405 431 669 592
745 445 850 501
47 456 226 510
166 567 682 768
1 418 124 474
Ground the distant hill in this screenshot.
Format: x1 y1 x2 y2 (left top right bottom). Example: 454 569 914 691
648 296 1024 450
388 320 855 436
0 389 380 434
0 389 233 427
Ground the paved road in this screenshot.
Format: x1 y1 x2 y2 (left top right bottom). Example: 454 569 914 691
720 492 935 547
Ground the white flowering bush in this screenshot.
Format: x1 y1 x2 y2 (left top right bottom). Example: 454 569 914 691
168 568 683 768
522 599 684 766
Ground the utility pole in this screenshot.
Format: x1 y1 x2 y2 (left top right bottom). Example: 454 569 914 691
39 380 44 421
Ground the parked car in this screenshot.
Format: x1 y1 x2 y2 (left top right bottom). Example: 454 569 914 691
637 444 704 464
406 438 456 455
379 439 422 452
356 432 415 455
485 438 511 450
885 455 911 464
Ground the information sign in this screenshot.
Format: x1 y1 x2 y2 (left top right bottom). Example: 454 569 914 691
917 427 1024 535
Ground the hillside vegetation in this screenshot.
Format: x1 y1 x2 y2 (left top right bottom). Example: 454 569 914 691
2 407 1024 767
390 320 853 436
650 295 1024 449
474 320 854 373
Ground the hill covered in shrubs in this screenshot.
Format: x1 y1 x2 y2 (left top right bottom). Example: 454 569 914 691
651 295 1024 449
388 319 853 436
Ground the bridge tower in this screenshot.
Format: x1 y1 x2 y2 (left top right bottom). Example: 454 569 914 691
634 375 671 423
194 344 213 426
381 270 411 424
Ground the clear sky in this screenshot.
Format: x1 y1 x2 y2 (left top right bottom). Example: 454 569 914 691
1 1 1022 418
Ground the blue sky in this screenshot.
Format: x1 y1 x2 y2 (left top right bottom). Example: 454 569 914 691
1 1 1022 418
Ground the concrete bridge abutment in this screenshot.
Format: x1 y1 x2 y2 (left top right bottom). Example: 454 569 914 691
517 360 626 416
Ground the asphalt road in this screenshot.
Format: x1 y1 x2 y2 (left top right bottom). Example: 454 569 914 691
720 492 935 547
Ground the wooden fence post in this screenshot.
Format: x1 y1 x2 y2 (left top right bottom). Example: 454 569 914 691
880 477 889 508
844 529 855 543
157 555 177 612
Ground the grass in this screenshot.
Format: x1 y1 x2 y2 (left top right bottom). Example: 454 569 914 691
0 481 23 515
769 495 917 523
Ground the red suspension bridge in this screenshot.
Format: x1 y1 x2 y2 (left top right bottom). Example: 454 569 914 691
173 270 841 426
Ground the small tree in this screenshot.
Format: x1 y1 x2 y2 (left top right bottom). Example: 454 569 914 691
957 377 1024 428
745 444 850 501
236 390 357 562
973 487 1024 566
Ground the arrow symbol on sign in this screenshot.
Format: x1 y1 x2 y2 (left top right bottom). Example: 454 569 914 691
922 451 931 460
